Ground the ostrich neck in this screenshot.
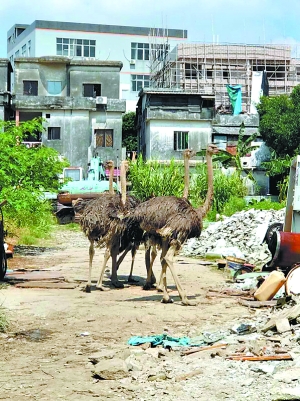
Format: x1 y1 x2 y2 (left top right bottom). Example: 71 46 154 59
197 152 214 218
120 163 127 207
183 154 189 199
109 165 114 195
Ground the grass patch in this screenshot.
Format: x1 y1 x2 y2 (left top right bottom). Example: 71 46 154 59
0 308 9 332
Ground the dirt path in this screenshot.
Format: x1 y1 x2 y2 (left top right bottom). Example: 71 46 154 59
0 227 268 400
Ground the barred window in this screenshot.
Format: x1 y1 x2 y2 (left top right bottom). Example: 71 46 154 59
95 129 113 147
174 131 189 151
83 84 101 97
56 38 96 58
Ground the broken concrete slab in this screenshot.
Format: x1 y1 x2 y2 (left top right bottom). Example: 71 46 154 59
92 358 129 380
262 304 300 332
275 317 291 333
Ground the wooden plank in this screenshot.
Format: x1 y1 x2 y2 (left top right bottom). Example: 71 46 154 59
227 354 292 361
238 299 277 308
15 281 77 289
181 343 227 356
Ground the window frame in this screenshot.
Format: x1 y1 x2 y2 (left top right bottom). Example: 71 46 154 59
23 80 38 96
48 127 61 140
56 37 96 58
131 74 150 92
174 131 189 151
83 83 101 97
94 129 113 148
47 81 62 95
131 42 150 60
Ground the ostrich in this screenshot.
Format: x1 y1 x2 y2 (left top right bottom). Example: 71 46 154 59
79 160 142 292
129 144 218 305
143 148 196 291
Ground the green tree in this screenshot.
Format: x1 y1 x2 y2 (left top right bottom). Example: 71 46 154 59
0 118 69 230
257 85 300 157
122 111 137 152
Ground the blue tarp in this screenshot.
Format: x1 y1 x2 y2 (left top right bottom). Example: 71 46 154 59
226 84 242 115
128 334 191 348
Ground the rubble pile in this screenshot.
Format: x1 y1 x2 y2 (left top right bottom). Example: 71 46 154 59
182 208 285 267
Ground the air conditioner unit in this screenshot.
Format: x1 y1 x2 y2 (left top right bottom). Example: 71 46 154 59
96 96 107 105
240 157 253 168
130 60 136 65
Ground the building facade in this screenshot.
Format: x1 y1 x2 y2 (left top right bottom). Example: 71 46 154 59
0 59 12 122
7 20 187 111
12 56 126 170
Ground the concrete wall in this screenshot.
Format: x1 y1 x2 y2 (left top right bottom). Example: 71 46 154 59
146 119 212 160
12 58 125 168
7 21 188 110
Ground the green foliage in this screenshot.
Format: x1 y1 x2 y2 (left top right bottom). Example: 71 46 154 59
0 119 69 240
257 85 300 157
223 196 247 216
122 112 137 151
213 123 259 174
128 156 184 201
189 164 247 213
246 199 285 211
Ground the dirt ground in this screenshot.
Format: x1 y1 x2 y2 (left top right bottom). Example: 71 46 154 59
0 227 275 400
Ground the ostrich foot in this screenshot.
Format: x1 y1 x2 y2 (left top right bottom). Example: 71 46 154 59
85 284 91 293
95 285 110 291
161 297 174 304
143 281 156 290
111 280 124 289
128 276 139 283
181 298 197 306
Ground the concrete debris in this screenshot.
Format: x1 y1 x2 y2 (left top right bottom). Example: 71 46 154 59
182 208 285 267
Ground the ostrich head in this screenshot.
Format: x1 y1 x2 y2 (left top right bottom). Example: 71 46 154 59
206 143 219 156
105 160 114 169
183 149 197 159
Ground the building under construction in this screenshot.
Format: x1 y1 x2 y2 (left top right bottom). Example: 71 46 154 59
149 40 300 113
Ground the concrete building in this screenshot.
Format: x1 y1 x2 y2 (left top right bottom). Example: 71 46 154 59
12 56 126 169
7 20 187 111
0 59 12 122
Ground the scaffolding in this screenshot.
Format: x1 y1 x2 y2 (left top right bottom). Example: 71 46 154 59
149 40 300 113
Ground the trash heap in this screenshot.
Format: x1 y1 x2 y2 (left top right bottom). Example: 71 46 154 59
182 208 285 267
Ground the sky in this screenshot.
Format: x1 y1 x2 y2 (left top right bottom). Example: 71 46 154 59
1 0 300 58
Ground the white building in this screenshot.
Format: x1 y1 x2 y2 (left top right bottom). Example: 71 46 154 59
7 20 187 111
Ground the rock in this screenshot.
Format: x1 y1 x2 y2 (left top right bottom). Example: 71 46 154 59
250 363 277 375
145 348 159 358
272 387 300 400
92 358 129 380
275 318 291 333
273 367 300 383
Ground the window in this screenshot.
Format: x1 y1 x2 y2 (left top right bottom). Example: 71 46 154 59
56 38 96 58
131 74 150 92
83 84 101 97
15 50 19 58
46 113 51 118
95 129 113 147
23 80 38 96
174 131 189 151
131 43 149 60
28 40 31 56
48 127 61 140
21 44 26 57
47 81 62 95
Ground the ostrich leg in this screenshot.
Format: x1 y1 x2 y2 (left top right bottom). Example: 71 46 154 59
160 241 173 303
164 244 196 306
127 245 139 283
143 246 157 290
96 248 111 291
110 244 124 288
86 241 95 293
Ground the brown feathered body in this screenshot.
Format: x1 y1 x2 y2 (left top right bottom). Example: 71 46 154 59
130 196 202 250
79 193 142 251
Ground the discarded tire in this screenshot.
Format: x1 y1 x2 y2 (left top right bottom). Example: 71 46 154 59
264 222 283 245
